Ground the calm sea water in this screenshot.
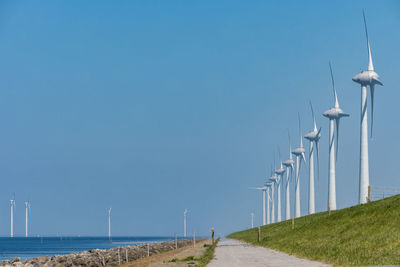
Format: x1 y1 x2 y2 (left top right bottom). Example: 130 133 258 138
0 236 176 262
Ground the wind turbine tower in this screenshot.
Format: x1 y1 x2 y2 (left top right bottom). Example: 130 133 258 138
352 11 383 204
264 182 273 224
274 162 285 222
282 133 294 220
10 197 15 238
250 212 254 228
292 115 307 218
183 209 188 237
25 201 30 237
304 103 322 214
323 63 349 210
108 208 112 240
249 187 268 225
268 173 278 223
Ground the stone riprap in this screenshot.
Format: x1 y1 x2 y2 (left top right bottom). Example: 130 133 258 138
0 238 201 267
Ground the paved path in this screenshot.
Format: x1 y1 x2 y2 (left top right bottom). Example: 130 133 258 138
208 239 331 267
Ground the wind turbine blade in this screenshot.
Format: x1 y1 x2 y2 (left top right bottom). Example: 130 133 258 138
309 101 317 131
329 62 339 108
277 145 281 162
298 112 301 133
298 159 302 177
301 153 308 171
329 61 335 88
317 127 322 137
335 119 340 162
315 140 320 182
273 149 276 169
248 187 262 190
298 113 302 146
370 84 375 138
290 166 294 181
288 130 293 160
363 10 374 71
372 78 383 86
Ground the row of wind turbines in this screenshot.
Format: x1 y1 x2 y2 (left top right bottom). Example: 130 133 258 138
250 11 383 225
8 198 113 239
7 203 189 239
7 196 31 238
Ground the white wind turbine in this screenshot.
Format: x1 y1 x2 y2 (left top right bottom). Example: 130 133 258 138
282 132 295 220
264 182 273 225
274 158 285 222
304 103 322 214
25 201 31 238
183 209 188 237
352 10 383 204
108 208 112 240
292 115 307 218
268 171 278 223
10 196 15 238
323 63 349 211
250 212 254 228
248 186 268 225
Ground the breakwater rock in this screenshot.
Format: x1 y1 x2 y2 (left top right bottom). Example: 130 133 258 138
0 238 202 267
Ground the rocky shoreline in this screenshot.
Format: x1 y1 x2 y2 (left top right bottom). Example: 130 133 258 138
0 238 202 267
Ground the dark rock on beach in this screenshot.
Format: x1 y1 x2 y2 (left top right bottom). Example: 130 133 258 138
0 239 201 267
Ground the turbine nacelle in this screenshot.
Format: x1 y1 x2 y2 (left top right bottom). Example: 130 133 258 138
264 182 273 187
268 174 279 184
282 159 294 168
274 167 285 175
291 147 305 156
352 70 383 86
304 129 321 142
323 107 349 119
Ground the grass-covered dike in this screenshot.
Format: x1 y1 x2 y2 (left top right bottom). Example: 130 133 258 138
228 195 400 266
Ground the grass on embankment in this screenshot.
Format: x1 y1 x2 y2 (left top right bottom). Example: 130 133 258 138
169 238 219 267
228 195 400 266
196 239 219 267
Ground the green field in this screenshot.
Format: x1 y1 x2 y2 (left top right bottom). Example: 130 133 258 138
228 195 400 266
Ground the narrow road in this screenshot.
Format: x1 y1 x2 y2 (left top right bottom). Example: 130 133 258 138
208 239 331 267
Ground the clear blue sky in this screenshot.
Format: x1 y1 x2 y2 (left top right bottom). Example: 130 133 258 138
0 0 399 237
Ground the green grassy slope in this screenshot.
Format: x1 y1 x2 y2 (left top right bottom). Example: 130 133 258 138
228 195 400 266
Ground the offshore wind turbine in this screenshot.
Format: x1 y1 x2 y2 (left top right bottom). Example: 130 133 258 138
282 132 295 220
304 103 322 214
323 63 349 211
108 208 112 240
292 115 307 218
10 196 15 238
352 11 383 204
249 186 268 225
183 209 188 237
25 201 30 237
